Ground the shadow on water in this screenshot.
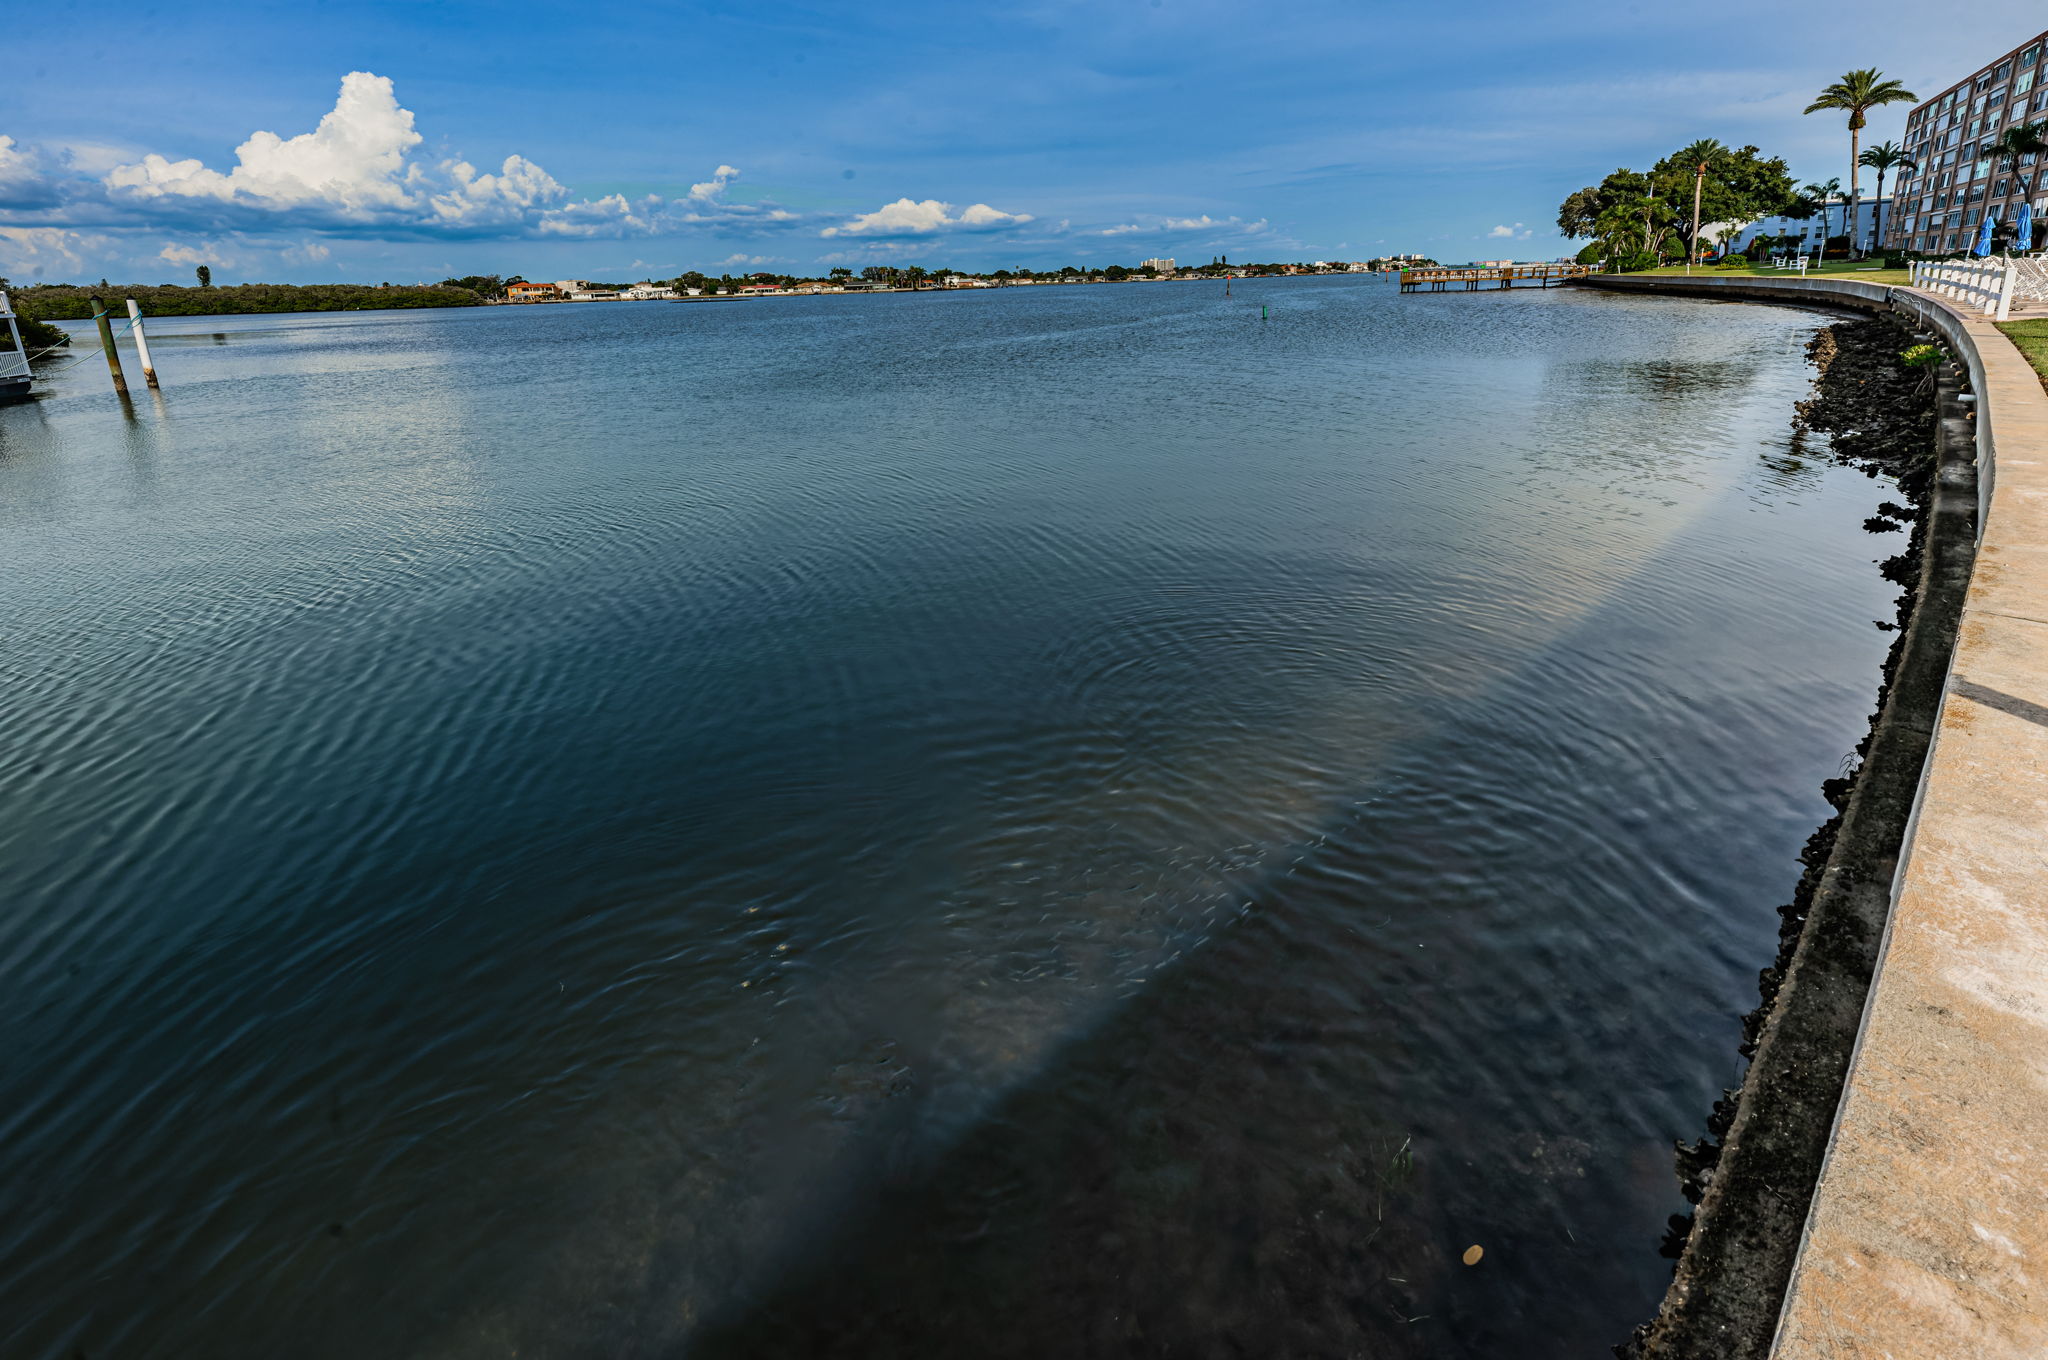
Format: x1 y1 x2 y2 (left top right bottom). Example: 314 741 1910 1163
675 705 1683 1360
678 494 1860 1359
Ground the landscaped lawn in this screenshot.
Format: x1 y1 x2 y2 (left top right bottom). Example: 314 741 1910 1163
1628 262 1911 285
1995 319 2048 392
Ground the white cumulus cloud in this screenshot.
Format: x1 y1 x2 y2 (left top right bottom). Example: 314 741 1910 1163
72 72 774 244
0 227 111 273
821 197 1032 238
1487 223 1532 239
431 154 568 224
690 166 741 201
158 242 230 267
108 72 422 211
0 136 42 186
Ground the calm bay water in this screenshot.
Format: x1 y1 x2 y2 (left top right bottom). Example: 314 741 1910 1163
0 278 1898 1358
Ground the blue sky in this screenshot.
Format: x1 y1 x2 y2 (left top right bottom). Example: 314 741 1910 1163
3 0 2041 283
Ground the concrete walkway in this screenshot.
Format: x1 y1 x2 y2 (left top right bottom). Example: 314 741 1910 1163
1771 286 2048 1358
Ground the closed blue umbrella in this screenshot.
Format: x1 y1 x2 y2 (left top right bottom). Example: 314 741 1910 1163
1975 215 1996 257
2020 202 2035 254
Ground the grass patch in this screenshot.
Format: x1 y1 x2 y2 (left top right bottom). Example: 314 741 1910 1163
1628 262 1910 284
1995 319 2048 392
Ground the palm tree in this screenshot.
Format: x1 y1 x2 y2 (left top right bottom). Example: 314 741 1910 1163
1805 69 1918 255
1986 120 2047 250
1673 138 1728 269
1857 142 1917 254
1802 178 1842 261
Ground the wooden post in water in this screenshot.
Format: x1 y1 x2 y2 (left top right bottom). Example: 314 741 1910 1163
126 299 160 389
89 294 128 395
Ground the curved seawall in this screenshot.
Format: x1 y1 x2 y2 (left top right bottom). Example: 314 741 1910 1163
1581 275 2048 1359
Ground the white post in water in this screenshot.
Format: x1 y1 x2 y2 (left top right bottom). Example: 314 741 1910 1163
125 299 160 389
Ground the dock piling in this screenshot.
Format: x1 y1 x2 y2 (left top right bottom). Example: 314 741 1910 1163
89 294 128 395
126 299 160 389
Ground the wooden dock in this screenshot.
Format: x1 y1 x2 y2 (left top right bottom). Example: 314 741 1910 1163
1399 264 1592 293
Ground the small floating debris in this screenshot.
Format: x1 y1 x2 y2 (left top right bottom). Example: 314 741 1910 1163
1462 1244 1485 1266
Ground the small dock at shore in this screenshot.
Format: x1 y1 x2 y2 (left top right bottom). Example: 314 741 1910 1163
1399 264 1592 293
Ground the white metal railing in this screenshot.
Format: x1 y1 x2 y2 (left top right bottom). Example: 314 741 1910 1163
2013 256 2048 304
0 291 29 383
1910 258 2016 320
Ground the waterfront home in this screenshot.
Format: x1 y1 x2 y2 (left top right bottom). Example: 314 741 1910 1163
617 283 676 300
506 281 560 302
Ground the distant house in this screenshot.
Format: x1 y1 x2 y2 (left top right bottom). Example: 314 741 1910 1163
617 283 677 300
739 283 781 294
506 281 559 302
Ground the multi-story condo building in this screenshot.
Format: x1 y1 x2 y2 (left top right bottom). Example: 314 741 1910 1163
1892 28 2048 252
1140 257 1176 274
1729 197 1893 256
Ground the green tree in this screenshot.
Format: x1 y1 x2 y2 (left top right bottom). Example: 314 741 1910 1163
1987 120 2047 228
1801 178 1842 257
438 274 504 298
1805 69 1918 254
195 264 212 288
0 277 70 352
1559 168 1667 249
1593 193 1673 268
1666 139 1728 265
1856 142 1916 253
1662 144 1797 238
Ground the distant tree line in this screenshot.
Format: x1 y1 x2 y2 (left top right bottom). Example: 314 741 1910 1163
652 259 1400 294
17 281 489 323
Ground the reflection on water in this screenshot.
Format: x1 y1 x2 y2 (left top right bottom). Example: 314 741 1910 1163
0 281 1897 1358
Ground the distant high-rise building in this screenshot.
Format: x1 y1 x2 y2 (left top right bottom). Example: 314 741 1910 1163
1893 29 2048 253
1141 257 1176 274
